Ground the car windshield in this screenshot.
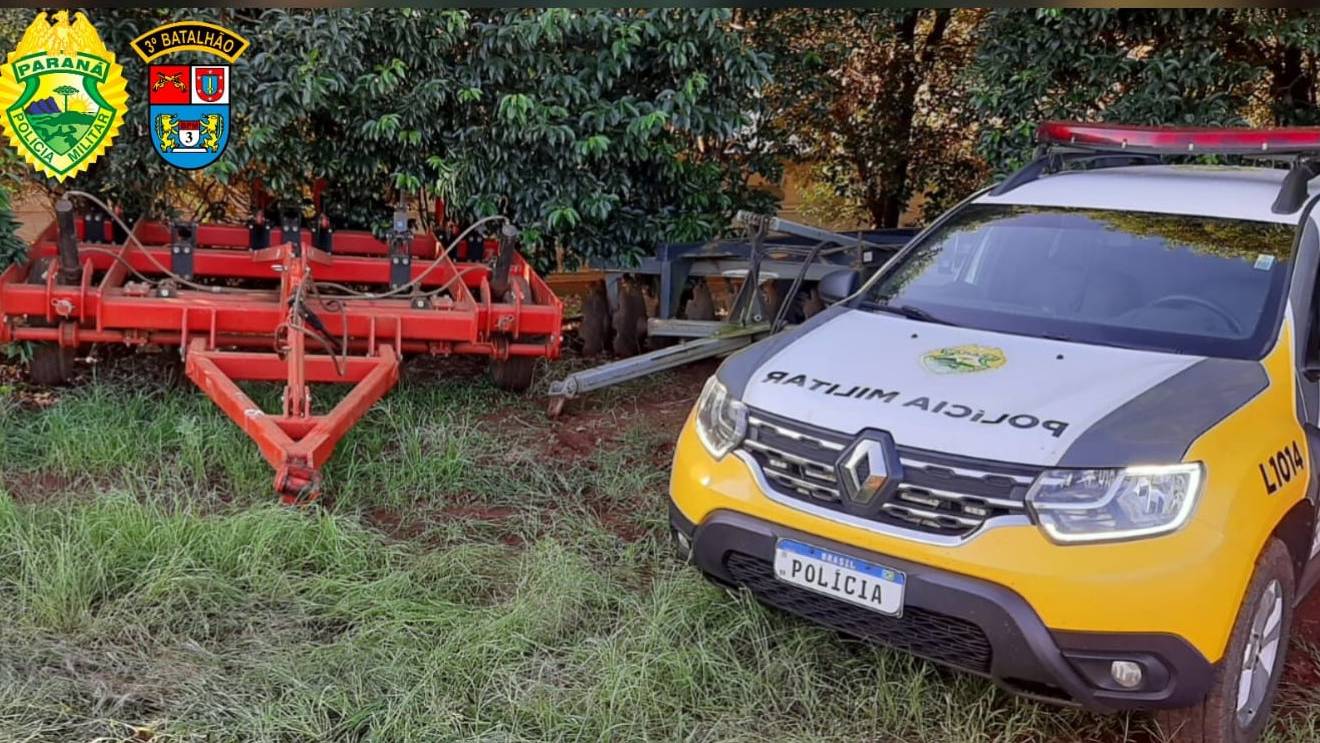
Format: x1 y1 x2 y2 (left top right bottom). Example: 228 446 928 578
863 204 1295 359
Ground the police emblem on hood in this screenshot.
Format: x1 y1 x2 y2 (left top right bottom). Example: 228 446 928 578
922 344 1005 375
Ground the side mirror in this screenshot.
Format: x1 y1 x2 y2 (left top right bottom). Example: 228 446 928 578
817 269 860 305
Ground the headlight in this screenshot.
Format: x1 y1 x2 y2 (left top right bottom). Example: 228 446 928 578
1025 463 1203 544
694 376 747 460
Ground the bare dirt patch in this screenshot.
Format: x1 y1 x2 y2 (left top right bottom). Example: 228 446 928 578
3 471 78 504
1283 588 1320 689
528 358 714 465
2 345 186 410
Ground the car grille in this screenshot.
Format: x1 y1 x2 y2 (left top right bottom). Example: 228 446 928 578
740 412 1040 539
725 552 992 673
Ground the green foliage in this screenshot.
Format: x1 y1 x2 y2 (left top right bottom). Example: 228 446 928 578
968 9 1320 173
0 8 776 270
754 9 1320 227
752 9 987 228
2 8 1319 259
441 9 777 268
0 181 23 268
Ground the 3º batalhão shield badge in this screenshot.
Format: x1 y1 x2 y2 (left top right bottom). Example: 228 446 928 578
0 11 129 182
132 21 249 170
147 63 228 169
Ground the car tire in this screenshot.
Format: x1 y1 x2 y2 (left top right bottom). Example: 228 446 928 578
1156 538 1294 743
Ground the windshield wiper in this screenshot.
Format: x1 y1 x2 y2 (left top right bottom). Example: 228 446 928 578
867 302 955 326
1038 332 1078 344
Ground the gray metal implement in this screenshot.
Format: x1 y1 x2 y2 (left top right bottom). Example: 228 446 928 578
546 214 911 416
547 325 765 414
646 318 727 339
732 210 890 249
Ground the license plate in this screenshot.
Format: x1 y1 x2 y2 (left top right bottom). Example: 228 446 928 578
773 539 906 616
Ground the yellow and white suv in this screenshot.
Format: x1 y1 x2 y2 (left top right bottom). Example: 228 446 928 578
669 122 1320 742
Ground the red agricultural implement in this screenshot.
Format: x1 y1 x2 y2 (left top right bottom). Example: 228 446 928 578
0 195 563 502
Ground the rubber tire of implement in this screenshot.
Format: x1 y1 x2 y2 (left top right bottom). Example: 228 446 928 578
1155 539 1294 743
29 344 75 386
580 281 610 357
24 258 77 386
643 275 678 351
802 288 826 318
611 278 647 357
490 353 537 392
489 275 539 392
684 279 716 321
763 280 821 327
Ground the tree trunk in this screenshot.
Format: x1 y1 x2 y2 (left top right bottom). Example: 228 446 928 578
860 9 950 229
1270 42 1315 124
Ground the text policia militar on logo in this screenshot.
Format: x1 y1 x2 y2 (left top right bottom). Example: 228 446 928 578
760 371 1070 438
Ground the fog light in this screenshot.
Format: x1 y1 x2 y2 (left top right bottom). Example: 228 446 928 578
1110 660 1143 689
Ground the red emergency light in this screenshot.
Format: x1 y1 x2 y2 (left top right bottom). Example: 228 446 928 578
1038 121 1320 156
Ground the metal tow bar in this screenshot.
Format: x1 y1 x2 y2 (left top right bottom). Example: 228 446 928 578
546 324 764 416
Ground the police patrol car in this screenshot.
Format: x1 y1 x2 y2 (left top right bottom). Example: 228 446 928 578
669 123 1320 742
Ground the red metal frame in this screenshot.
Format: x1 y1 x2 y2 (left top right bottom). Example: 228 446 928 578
1038 120 1320 155
0 216 563 502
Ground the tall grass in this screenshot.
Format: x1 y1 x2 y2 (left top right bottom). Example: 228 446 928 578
0 489 1127 742
0 366 1306 741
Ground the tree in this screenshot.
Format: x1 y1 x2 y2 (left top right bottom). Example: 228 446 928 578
435 9 777 267
968 9 1320 172
52 84 77 112
750 9 987 228
0 8 777 271
1234 10 1320 126
0 181 22 268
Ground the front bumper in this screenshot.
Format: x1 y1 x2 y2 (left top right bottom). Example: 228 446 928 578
672 504 1215 711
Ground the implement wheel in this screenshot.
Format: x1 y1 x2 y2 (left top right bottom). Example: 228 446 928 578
491 354 537 392
581 281 610 357
29 344 75 386
684 279 716 321
612 278 647 357
490 276 540 392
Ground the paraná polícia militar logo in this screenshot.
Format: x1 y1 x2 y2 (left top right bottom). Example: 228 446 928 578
921 344 1007 375
0 11 128 182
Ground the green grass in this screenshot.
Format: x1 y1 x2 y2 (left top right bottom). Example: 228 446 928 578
0 361 1313 742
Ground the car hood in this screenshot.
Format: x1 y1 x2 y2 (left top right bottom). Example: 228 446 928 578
728 308 1267 467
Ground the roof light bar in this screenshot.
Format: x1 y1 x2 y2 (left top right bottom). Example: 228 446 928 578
1038 121 1320 156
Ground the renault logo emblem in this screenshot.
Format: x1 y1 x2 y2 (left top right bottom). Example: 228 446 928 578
835 431 902 516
